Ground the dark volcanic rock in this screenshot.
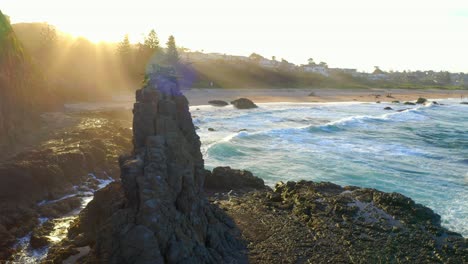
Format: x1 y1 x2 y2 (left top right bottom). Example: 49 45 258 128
0 116 132 260
383 107 393 110
205 166 266 192
58 67 247 263
208 100 229 106
397 108 411 112
217 180 467 263
30 221 55 249
416 97 428 104
231 98 258 109
461 102 468 105
404 101 416 105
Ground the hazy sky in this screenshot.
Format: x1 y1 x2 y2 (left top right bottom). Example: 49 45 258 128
3 0 468 72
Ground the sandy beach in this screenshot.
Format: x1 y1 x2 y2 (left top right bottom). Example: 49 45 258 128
183 88 468 105
65 88 468 112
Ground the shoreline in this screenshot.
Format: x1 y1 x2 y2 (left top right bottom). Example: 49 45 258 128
183 88 468 105
67 88 468 111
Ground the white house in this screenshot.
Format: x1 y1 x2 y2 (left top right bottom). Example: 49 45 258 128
301 65 329 76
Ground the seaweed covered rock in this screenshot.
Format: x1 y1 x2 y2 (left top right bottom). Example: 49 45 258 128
231 98 258 109
61 67 247 263
416 97 428 104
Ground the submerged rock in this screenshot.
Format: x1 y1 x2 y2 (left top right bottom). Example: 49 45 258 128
231 98 258 109
208 100 229 106
404 101 416 105
384 107 393 110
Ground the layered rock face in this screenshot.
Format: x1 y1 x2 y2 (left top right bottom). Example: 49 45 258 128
74 69 246 263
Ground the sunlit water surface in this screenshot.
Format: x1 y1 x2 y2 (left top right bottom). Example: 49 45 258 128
9 175 112 263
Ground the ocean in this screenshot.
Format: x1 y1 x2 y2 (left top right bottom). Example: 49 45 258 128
192 99 468 237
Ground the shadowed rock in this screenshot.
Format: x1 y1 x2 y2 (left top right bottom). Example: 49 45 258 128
59 67 247 263
205 166 266 192
208 100 229 106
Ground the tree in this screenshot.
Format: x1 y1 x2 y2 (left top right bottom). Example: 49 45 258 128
117 34 133 74
308 58 315 65
249 53 264 62
117 34 132 59
144 29 159 50
272 56 276 61
319 61 328 68
39 25 57 53
373 66 384 74
165 35 179 65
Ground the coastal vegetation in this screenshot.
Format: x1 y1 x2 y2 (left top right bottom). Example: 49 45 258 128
4 18 465 107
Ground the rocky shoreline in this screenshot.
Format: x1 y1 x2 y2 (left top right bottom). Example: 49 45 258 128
37 68 466 263
0 111 132 260
2 68 467 263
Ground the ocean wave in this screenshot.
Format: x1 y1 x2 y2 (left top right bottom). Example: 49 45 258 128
201 103 439 156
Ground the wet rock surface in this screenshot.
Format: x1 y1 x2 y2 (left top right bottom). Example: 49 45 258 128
217 181 467 263
416 97 428 104
208 100 229 106
0 113 132 260
231 98 258 109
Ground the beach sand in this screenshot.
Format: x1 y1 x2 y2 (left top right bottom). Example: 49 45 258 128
182 88 468 105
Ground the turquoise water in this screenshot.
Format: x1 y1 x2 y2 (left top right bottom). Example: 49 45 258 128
192 99 468 237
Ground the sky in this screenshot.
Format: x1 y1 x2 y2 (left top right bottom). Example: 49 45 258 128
3 0 468 72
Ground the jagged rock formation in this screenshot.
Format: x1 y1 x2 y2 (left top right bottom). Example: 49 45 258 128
0 10 58 155
62 68 247 263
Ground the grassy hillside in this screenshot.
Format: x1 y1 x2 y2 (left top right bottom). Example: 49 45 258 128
188 60 367 89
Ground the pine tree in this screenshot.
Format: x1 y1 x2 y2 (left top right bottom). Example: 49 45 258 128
117 34 133 70
165 35 179 65
144 29 159 51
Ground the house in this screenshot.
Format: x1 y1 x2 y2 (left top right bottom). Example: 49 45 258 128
259 58 278 68
301 65 329 76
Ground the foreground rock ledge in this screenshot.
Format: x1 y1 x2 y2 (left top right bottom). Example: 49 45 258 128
219 181 467 263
